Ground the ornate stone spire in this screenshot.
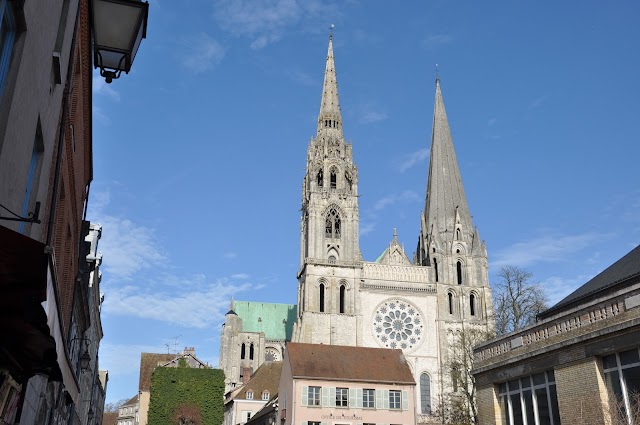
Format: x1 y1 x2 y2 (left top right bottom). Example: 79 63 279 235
423 78 473 239
317 34 343 137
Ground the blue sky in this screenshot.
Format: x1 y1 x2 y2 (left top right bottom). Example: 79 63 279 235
91 1 640 403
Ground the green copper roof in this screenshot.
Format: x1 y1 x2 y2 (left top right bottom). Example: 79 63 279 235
234 301 297 341
374 248 388 263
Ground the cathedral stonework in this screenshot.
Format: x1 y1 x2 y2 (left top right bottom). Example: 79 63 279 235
219 35 494 420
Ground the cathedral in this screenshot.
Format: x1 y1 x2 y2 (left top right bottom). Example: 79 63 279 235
219 34 494 418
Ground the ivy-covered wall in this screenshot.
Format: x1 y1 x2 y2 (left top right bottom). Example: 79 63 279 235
147 368 225 425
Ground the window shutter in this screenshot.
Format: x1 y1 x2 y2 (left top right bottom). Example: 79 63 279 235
348 388 356 408
329 387 336 407
402 390 409 410
322 387 330 407
376 389 383 409
356 388 363 408
383 389 389 409
301 386 308 406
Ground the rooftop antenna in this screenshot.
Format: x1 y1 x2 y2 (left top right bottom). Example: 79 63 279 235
167 335 181 354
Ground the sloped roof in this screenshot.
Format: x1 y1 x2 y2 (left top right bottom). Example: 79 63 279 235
286 343 415 385
122 394 138 407
539 244 640 319
139 353 175 391
232 361 282 402
102 412 117 425
235 301 297 341
246 395 278 425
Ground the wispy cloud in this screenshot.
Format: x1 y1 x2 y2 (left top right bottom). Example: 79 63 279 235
398 148 429 172
100 342 167 377
528 95 548 110
423 34 454 50
487 117 497 127
285 68 315 86
223 252 237 260
102 277 259 328
360 221 376 236
540 274 593 305
88 191 166 280
180 33 225 73
492 232 611 267
92 71 121 101
356 103 388 125
374 190 420 211
214 0 340 49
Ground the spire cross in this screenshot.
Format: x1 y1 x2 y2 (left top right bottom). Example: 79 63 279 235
435 63 439 83
329 23 335 38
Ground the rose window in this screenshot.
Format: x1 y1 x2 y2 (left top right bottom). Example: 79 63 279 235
372 299 424 352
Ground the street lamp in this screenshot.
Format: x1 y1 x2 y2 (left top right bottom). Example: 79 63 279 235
90 0 149 83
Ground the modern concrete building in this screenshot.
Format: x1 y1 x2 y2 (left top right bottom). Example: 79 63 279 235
219 34 494 422
278 343 417 425
473 245 640 425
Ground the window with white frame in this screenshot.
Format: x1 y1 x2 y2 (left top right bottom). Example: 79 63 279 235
306 386 321 406
246 391 253 400
602 347 640 422
389 390 401 410
336 387 348 407
363 388 375 408
262 391 269 400
497 371 561 425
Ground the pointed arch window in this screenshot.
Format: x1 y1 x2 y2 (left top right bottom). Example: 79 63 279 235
249 343 254 360
330 167 337 189
470 294 476 316
339 284 346 313
448 292 454 315
457 261 463 285
241 343 246 360
319 283 325 312
456 228 461 240
434 258 439 283
325 208 341 239
317 169 323 187
345 171 352 191
420 373 432 414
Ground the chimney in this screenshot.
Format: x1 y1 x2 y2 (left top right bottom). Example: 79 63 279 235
242 367 252 384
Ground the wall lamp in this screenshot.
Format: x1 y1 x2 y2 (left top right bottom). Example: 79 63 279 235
71 337 92 371
90 0 149 83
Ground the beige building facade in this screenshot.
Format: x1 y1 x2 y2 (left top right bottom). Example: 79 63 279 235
473 245 640 425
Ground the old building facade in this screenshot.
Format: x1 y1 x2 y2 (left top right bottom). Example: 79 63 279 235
220 34 494 421
0 1 107 424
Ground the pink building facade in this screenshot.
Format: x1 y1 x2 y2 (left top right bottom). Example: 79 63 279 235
278 343 416 425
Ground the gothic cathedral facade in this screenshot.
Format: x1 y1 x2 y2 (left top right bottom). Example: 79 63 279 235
220 35 494 419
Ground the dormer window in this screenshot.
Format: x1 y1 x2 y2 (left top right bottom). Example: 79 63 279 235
262 391 270 400
246 391 253 400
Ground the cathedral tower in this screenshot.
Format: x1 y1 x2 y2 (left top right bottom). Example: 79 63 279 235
294 35 361 345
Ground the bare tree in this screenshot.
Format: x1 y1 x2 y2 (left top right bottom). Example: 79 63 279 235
103 398 129 413
434 326 494 425
493 265 548 335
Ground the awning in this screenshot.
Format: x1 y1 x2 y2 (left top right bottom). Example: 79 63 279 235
0 225 62 382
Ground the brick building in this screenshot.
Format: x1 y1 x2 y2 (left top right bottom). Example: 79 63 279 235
473 245 640 425
0 1 107 423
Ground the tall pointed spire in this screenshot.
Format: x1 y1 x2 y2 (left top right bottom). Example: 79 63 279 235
317 34 343 137
423 78 473 238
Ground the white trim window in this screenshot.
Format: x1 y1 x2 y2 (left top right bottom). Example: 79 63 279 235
497 371 560 425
